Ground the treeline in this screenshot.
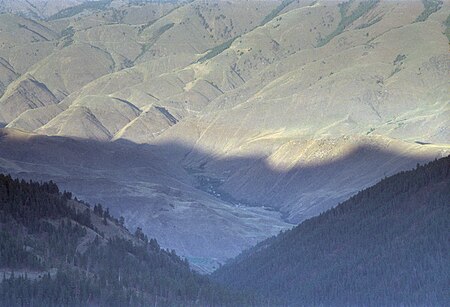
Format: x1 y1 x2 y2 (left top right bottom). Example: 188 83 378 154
0 174 252 306
0 236 248 306
0 174 89 228
213 156 450 306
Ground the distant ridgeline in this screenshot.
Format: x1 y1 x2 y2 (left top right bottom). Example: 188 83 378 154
0 175 251 306
213 156 450 306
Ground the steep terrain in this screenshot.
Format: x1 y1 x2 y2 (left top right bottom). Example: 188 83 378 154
0 174 250 306
213 156 450 306
0 0 88 19
0 0 449 269
0 128 291 272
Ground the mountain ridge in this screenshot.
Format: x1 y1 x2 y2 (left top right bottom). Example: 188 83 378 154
0 171 252 306
0 0 448 270
212 155 450 306
1 127 448 270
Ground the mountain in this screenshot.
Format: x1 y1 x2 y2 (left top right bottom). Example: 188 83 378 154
0 1 176 19
0 0 87 19
212 156 450 306
0 0 449 270
0 173 251 306
0 128 291 272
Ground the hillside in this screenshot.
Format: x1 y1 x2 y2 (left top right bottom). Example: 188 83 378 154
212 156 450 306
0 128 291 272
0 0 449 270
0 1 175 19
0 174 250 306
0 0 89 19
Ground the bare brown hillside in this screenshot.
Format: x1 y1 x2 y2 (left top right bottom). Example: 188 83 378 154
0 0 448 271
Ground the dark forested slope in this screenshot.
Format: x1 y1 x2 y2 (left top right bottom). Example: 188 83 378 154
0 174 250 306
213 156 450 306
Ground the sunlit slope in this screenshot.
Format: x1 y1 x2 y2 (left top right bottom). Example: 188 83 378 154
0 75 59 123
3 0 449 221
151 0 450 222
0 0 449 268
0 14 58 100
0 0 89 19
4 0 277 137
0 1 179 126
156 0 448 148
25 0 447 145
216 136 449 222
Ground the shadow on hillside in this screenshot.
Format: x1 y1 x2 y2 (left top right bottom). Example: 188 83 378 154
0 128 442 224
1 127 445 267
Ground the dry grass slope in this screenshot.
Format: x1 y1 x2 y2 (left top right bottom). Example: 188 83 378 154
0 0 448 270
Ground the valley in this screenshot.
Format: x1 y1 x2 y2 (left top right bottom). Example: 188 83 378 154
213 155 450 306
0 0 448 273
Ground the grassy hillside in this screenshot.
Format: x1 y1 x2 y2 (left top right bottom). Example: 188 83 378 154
47 0 112 21
213 156 450 306
0 0 449 272
0 174 251 306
